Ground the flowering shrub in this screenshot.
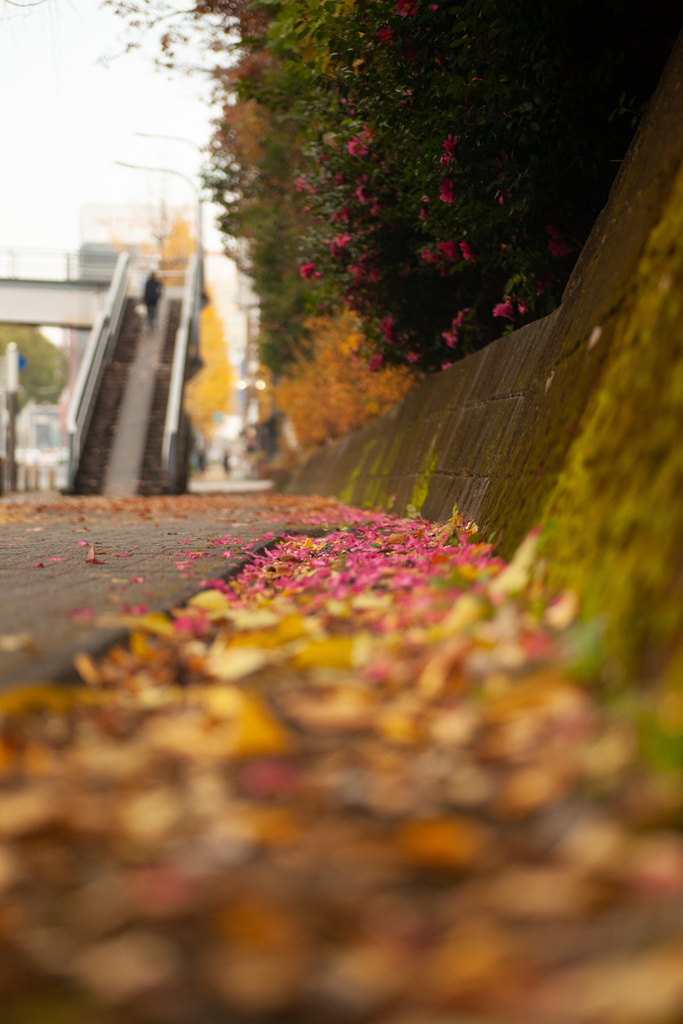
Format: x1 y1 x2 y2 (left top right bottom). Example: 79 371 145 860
195 0 677 372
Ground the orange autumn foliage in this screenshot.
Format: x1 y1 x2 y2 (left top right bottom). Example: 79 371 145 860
185 298 234 438
276 312 415 448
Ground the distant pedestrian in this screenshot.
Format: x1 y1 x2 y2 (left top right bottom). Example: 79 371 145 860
143 271 163 329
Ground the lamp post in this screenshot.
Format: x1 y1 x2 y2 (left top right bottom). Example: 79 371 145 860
134 133 207 255
6 342 19 492
113 161 204 261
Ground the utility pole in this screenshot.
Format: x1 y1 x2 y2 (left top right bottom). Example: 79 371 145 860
6 342 18 492
0 355 5 496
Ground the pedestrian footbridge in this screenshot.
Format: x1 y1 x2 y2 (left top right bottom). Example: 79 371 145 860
0 246 119 329
0 246 203 494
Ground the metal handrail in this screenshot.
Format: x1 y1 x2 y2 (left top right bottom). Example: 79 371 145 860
0 246 118 282
162 252 201 491
66 251 130 490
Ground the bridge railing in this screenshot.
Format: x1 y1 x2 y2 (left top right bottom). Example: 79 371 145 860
162 252 202 492
66 251 131 490
0 247 118 282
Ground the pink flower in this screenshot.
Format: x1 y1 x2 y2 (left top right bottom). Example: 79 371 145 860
430 3 438 9
548 238 570 257
492 297 515 320
439 178 455 203
300 262 317 279
441 309 468 348
330 207 350 222
330 232 351 257
546 224 570 256
347 126 374 158
406 351 421 363
377 25 395 44
368 353 384 371
517 300 528 315
421 249 439 263
442 134 458 153
441 360 452 369
459 240 474 261
348 137 369 157
295 177 309 193
396 0 418 15
437 241 459 261
355 184 367 202
380 316 395 343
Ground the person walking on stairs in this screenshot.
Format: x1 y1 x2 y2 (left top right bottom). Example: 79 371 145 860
143 270 163 330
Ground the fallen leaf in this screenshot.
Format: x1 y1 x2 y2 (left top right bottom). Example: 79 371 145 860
0 631 33 651
85 544 106 564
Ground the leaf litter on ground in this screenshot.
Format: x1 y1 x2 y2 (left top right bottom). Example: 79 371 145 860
1 496 683 1024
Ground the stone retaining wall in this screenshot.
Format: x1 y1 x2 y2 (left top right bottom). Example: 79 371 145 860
292 32 683 563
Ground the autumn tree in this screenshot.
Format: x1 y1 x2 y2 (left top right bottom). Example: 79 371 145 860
160 218 195 286
184 296 234 437
276 311 415 449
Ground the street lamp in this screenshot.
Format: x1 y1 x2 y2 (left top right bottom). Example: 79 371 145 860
114 160 204 260
133 133 207 255
134 132 204 154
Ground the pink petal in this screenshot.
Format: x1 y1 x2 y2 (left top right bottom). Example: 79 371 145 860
69 607 95 621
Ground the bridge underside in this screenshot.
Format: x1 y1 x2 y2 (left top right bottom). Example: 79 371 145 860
0 278 112 328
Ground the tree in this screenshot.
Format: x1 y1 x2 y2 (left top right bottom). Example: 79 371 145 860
0 326 68 410
184 296 234 437
275 311 415 448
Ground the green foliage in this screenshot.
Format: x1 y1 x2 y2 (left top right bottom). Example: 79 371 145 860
0 325 68 411
205 88 323 374
205 0 678 372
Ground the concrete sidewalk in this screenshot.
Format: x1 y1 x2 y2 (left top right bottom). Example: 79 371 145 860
0 493 321 690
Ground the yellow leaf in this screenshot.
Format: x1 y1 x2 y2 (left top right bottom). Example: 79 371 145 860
275 614 308 643
229 609 281 631
207 641 270 681
231 693 291 757
376 704 421 745
73 652 101 686
488 528 540 599
189 589 230 613
134 613 174 637
438 594 486 637
292 635 354 670
195 684 242 719
0 684 75 716
0 632 33 652
130 630 154 661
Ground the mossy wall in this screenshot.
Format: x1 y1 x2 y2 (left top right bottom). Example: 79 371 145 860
542 159 683 681
291 32 683 678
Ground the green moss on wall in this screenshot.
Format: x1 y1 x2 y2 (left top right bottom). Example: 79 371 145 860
542 162 683 680
411 445 439 514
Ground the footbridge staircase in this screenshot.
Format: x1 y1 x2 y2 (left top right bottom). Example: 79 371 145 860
65 252 203 495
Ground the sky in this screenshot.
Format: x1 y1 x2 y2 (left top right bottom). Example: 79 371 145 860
0 0 224 252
